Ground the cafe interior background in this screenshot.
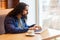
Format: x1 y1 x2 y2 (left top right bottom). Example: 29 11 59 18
0 0 60 40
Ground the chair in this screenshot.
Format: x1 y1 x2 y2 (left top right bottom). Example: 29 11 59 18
0 9 13 34
0 15 6 34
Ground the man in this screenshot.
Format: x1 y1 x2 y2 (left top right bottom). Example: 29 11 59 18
4 2 42 33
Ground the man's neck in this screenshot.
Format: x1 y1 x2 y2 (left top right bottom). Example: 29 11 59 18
17 14 22 20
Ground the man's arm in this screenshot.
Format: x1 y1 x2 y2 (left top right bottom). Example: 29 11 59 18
28 24 36 28
5 24 28 33
5 17 28 33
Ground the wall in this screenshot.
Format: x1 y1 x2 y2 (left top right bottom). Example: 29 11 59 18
0 8 13 15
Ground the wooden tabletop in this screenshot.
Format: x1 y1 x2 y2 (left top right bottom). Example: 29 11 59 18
40 28 60 40
0 28 60 40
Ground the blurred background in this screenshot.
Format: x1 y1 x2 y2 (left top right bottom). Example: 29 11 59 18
0 0 60 40
0 0 60 31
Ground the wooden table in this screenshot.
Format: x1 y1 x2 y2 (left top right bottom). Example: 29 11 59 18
40 28 60 40
0 28 60 40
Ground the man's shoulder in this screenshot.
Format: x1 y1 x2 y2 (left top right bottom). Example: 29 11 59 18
5 16 16 22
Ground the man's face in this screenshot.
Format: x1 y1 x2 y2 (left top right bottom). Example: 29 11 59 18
22 6 28 17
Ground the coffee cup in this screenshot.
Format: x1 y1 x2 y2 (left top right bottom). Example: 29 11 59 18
26 29 35 36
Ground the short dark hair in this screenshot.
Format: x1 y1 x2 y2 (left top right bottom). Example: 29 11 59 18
7 2 28 18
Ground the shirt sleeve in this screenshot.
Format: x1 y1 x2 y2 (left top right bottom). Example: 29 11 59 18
24 22 36 28
5 17 28 33
6 24 28 33
28 24 36 28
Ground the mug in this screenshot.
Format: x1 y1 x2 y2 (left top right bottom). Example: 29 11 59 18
27 29 35 35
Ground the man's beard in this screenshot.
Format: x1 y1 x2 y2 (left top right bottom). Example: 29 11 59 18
22 14 27 19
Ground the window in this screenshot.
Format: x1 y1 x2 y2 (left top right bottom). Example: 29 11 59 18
39 0 60 30
20 0 36 25
20 0 60 29
38 0 51 27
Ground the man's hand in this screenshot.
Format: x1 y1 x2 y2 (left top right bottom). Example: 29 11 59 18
29 25 42 31
33 25 42 30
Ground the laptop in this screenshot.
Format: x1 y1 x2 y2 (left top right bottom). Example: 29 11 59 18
34 26 47 34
